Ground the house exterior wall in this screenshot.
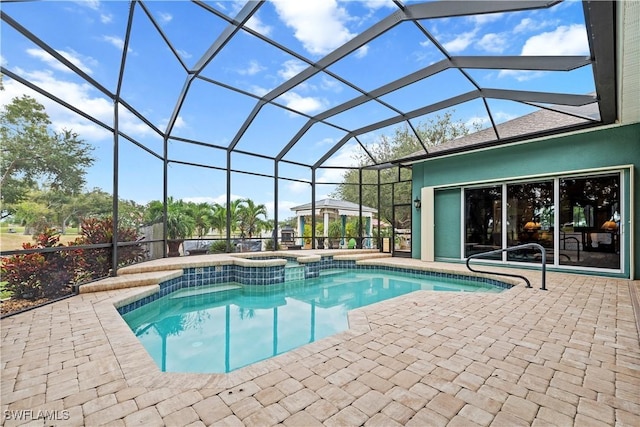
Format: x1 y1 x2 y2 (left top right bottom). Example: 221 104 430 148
411 122 640 279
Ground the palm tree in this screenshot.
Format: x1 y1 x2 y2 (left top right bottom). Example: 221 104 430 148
145 197 195 256
210 203 227 238
237 198 270 239
188 202 213 239
165 200 195 240
227 199 242 237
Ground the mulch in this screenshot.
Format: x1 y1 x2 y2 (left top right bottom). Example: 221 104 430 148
1 292 74 317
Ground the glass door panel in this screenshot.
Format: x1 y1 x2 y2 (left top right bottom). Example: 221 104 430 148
464 187 502 259
506 181 554 263
393 204 412 257
559 174 620 269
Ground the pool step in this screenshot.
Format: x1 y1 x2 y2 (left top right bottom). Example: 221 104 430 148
169 284 241 299
319 269 347 277
285 265 304 282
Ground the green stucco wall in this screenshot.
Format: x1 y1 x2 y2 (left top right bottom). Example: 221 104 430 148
412 123 640 279
434 189 461 259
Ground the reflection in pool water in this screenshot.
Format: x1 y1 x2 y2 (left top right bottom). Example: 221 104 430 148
122 269 503 373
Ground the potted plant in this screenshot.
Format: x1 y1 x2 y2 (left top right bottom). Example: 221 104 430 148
303 224 312 249
166 204 196 257
328 220 342 249
315 223 325 249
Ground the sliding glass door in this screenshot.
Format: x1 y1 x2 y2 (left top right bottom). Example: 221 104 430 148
559 174 620 269
506 181 554 263
464 186 502 259
463 172 621 271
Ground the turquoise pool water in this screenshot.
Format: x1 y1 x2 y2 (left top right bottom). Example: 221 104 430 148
122 269 504 373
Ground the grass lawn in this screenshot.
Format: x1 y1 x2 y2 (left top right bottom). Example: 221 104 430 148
0 230 81 251
0 282 11 299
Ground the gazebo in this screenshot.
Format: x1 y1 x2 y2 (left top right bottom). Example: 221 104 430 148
290 199 377 248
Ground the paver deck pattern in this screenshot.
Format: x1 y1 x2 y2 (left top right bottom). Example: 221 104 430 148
1 255 639 426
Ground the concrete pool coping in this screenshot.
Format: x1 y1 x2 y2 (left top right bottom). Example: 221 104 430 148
1 253 639 426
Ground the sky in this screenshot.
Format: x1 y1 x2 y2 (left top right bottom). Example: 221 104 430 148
0 0 595 221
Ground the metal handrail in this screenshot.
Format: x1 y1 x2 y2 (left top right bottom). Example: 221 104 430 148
466 243 547 290
560 235 580 261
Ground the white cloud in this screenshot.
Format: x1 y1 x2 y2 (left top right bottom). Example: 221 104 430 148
521 24 588 55
287 181 310 194
238 60 265 76
27 48 96 75
317 167 346 184
497 24 588 81
497 69 545 81
100 14 113 24
514 18 535 34
159 115 187 132
476 33 508 53
278 59 307 80
1 66 180 142
75 0 100 11
265 200 300 221
494 111 518 123
360 0 395 10
158 12 173 24
272 0 355 56
464 116 490 130
73 1 112 25
443 30 476 53
513 17 556 34
316 142 359 182
1 68 114 141
245 15 272 36
355 45 369 58
177 49 193 59
249 85 270 97
320 76 342 93
279 92 326 115
102 35 132 53
317 137 337 146
468 12 504 26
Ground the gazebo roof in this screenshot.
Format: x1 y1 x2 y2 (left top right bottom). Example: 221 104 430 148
291 198 377 214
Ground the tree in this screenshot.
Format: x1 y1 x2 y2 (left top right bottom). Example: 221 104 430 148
37 187 113 233
210 203 227 237
13 197 51 235
237 198 271 239
144 197 196 240
187 202 213 239
332 112 478 226
1 95 94 219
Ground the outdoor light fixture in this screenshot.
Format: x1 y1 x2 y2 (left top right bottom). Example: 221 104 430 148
414 197 421 210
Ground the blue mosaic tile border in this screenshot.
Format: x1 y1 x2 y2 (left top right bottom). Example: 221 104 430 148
117 256 512 315
118 276 182 315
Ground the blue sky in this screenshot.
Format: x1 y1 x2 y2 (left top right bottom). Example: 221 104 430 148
1 0 595 221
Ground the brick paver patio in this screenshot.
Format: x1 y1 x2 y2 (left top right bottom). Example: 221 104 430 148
1 255 639 426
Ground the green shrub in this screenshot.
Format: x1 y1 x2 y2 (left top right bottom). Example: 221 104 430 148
209 240 228 253
1 228 81 299
1 218 145 301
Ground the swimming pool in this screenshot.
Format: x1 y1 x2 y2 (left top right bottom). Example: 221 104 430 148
121 268 506 373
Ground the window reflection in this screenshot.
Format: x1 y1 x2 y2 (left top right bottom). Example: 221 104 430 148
559 174 620 269
462 173 621 271
464 187 502 259
506 181 554 263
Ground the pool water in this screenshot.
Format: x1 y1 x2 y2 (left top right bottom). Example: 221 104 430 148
122 269 503 373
